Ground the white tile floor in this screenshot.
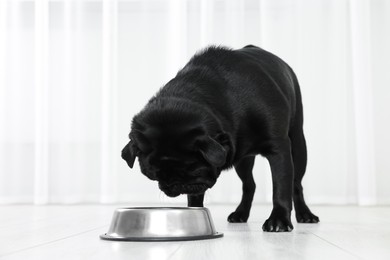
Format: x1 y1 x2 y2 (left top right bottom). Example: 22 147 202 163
0 204 389 260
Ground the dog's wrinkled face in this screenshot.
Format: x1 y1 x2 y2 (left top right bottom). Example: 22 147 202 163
121 124 228 197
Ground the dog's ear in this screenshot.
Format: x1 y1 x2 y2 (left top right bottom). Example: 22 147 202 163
122 129 152 169
214 132 233 154
197 136 227 167
130 129 152 153
121 140 138 169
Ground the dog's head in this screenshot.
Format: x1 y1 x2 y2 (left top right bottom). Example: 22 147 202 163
121 108 232 197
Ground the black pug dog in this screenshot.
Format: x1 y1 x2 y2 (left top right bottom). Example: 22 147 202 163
122 45 319 232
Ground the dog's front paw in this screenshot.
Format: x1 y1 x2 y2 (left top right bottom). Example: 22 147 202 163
262 214 293 232
296 211 320 223
227 210 249 223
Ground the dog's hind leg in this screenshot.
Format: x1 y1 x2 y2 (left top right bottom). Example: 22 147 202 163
227 156 256 223
289 117 320 223
288 72 319 223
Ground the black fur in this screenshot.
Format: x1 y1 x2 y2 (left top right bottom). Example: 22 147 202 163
122 45 319 232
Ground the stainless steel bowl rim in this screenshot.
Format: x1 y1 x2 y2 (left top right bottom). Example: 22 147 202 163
115 207 207 210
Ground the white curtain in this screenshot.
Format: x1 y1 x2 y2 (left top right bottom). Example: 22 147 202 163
1 0 389 205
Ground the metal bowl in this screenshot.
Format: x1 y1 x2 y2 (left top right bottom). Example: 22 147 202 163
100 207 223 241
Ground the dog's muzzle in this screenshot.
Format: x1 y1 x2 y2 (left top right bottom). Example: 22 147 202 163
158 181 211 197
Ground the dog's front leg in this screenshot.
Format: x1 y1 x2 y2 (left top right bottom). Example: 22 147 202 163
187 193 205 207
263 139 294 232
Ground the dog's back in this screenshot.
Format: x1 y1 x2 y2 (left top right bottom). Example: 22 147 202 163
154 45 302 155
